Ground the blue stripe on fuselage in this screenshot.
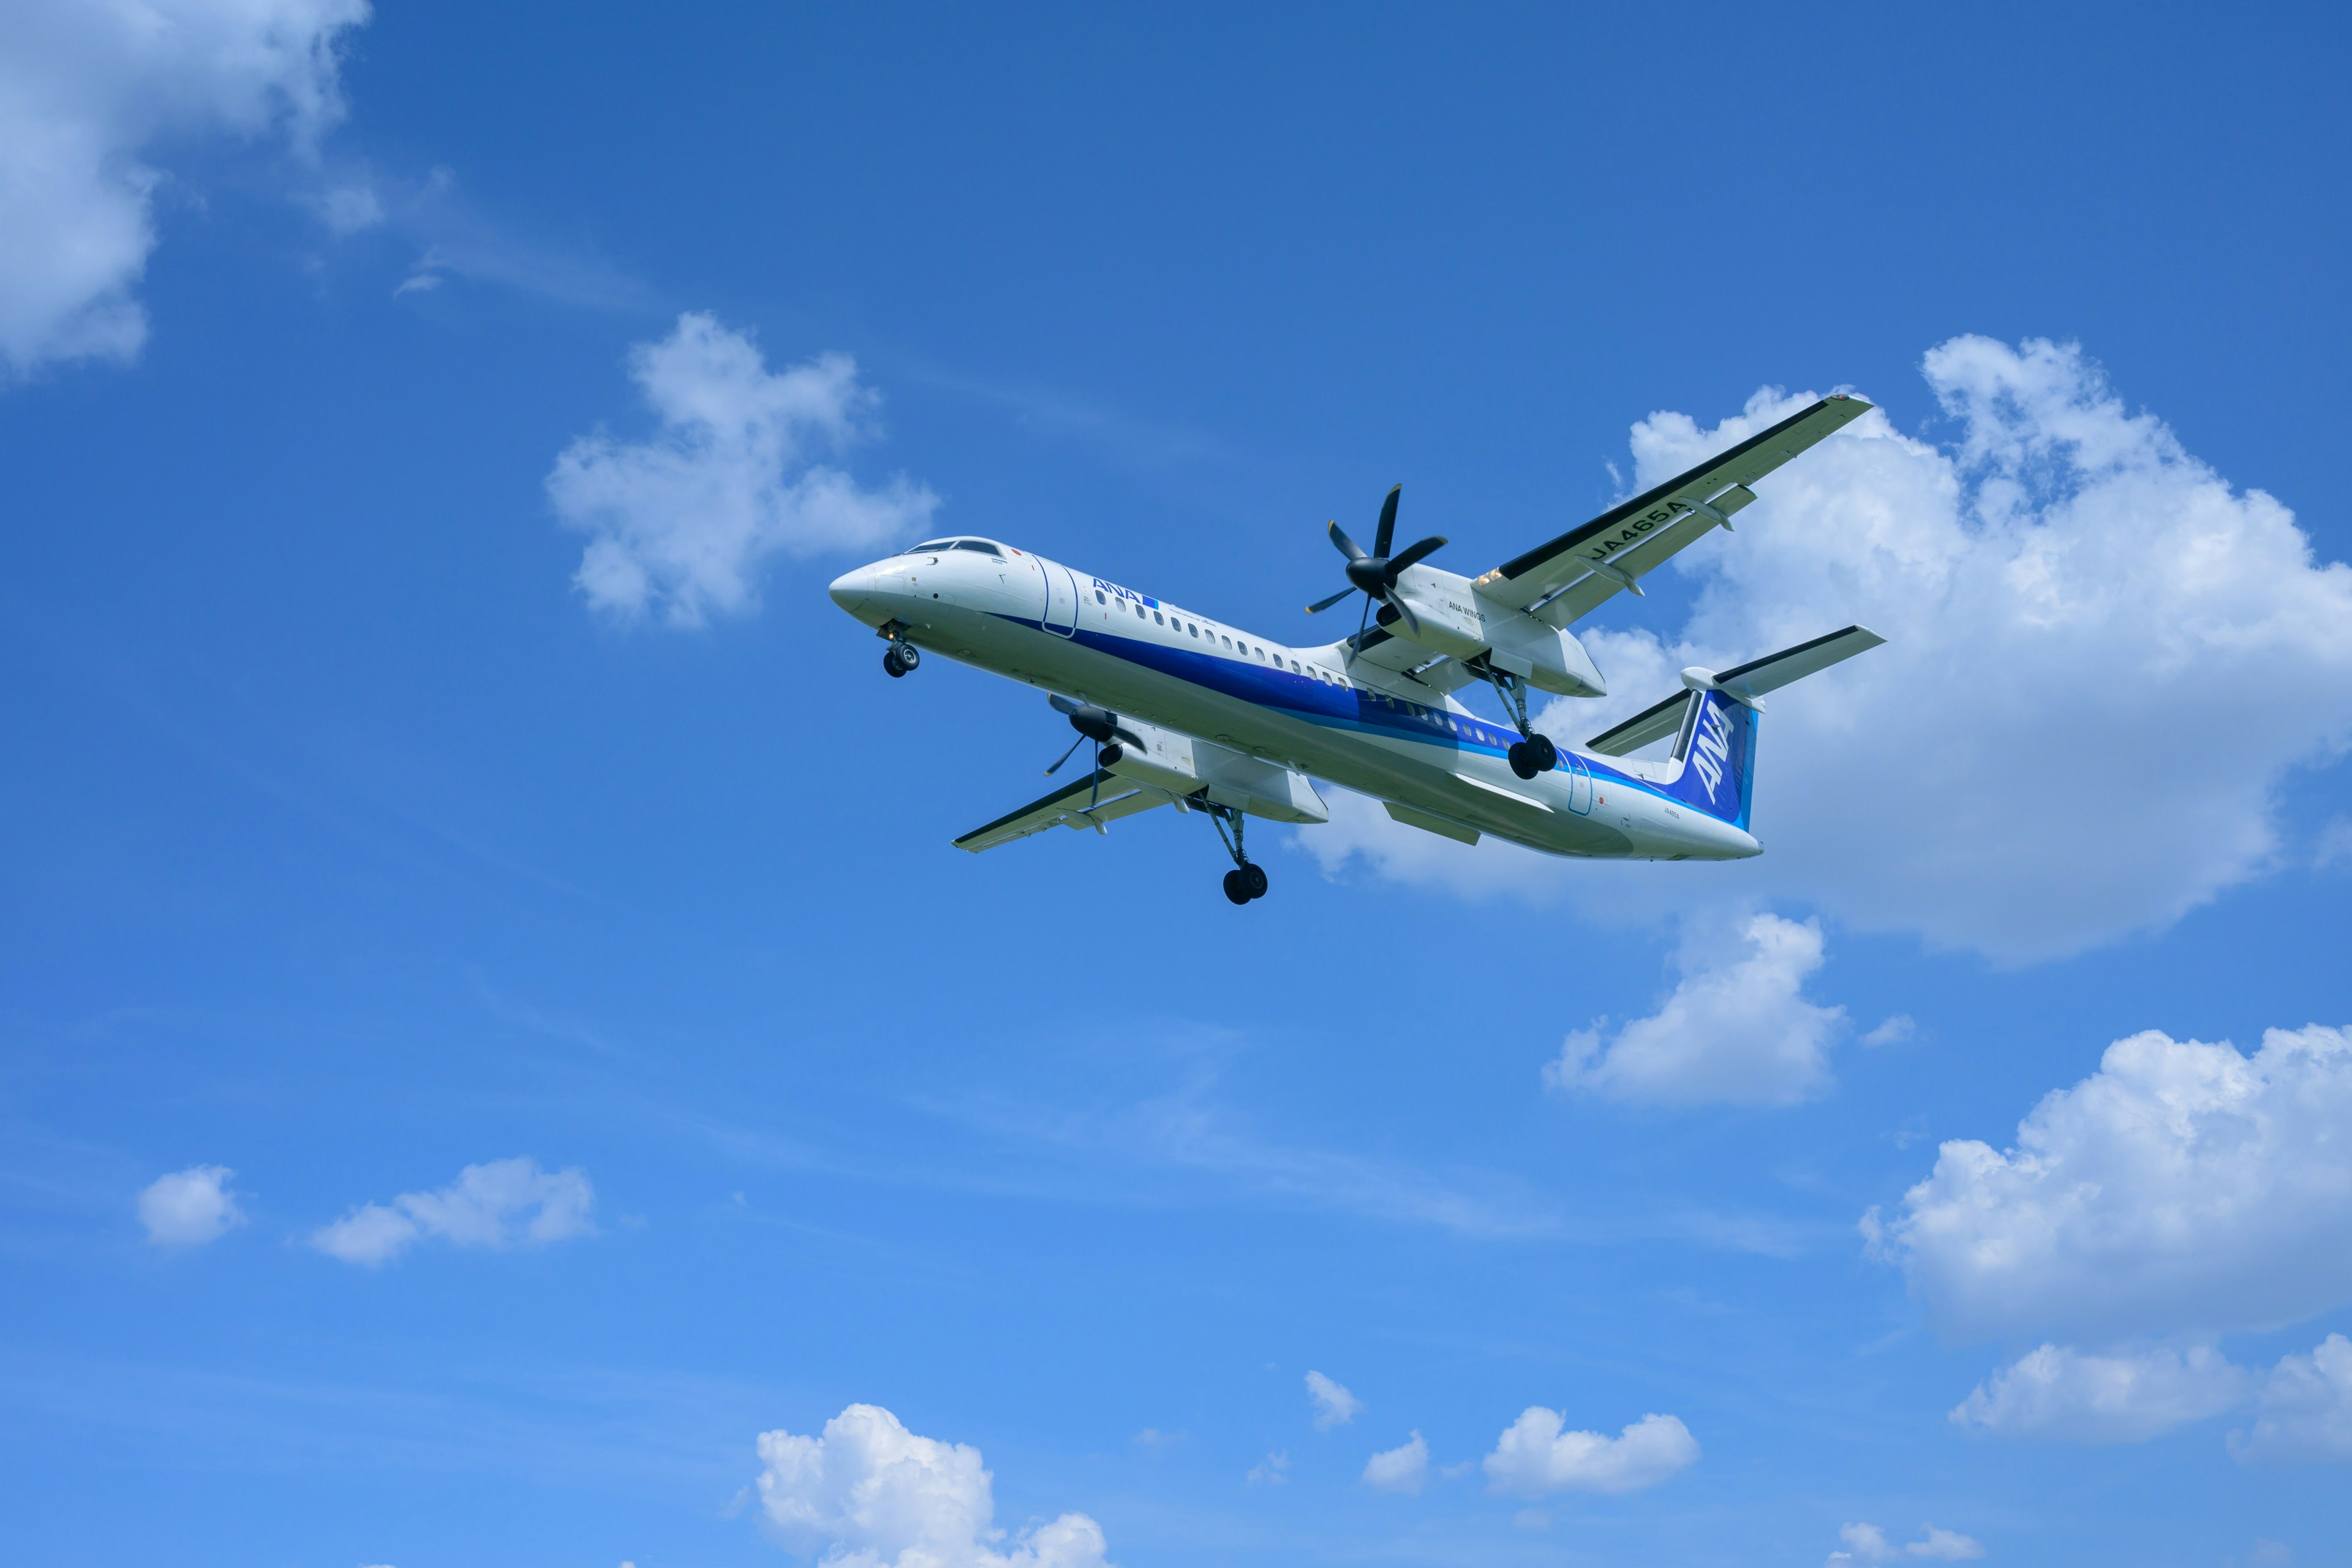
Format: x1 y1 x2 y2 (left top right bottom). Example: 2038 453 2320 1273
986 610 1691 804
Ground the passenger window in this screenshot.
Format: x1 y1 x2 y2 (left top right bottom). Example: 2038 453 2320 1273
1188 623 1198 637
1290 659 1301 672
1221 635 1232 649
1095 590 1106 604
1153 611 1164 625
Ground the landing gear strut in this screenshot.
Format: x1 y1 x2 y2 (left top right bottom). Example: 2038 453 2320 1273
883 638 921 678
1204 799 1268 904
1483 663 1558 780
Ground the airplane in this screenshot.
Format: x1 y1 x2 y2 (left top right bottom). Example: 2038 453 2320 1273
828 393 1885 904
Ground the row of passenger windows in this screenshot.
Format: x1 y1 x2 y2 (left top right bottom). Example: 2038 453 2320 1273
1094 587 1336 677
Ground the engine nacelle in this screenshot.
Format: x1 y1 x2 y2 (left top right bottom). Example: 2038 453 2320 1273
1377 565 1607 697
1099 722 1328 823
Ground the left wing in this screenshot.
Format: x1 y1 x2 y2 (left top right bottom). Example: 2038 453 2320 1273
1474 394 1872 627
952 771 1177 852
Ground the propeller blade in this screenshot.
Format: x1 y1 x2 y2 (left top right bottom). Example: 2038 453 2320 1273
1390 595 1423 638
1111 726 1144 750
1384 533 1447 577
1327 519 1368 562
1373 484 1401 558
1049 693 1083 717
1044 734 1085 775
1305 585 1358 614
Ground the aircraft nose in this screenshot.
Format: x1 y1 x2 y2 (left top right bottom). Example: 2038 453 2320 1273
829 564 878 615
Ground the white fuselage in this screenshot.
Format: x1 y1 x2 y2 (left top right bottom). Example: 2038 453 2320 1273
829 540 1761 862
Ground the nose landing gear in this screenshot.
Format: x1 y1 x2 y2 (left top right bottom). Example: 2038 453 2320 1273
1204 798 1268 904
882 635 921 678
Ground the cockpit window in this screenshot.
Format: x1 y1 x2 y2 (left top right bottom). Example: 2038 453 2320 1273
955 540 1004 557
910 540 954 553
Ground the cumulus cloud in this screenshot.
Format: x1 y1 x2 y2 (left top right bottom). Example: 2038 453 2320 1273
137 1164 244 1246
547 312 938 626
1360 1430 1427 1494
1827 1521 1986 1564
753 1404 1109 1568
1950 1344 2253 1443
1871 1023 2352 1344
1305 1370 1363 1430
310 1156 594 1266
2231 1334 2352 1465
0 0 369 379
1303 338 2352 963
1544 911 1847 1105
1482 1409 1698 1497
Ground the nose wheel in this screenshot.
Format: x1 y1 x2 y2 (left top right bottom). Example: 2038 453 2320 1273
1204 799 1269 903
883 639 921 678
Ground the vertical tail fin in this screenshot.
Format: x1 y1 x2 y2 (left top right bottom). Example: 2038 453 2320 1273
1665 688 1758 829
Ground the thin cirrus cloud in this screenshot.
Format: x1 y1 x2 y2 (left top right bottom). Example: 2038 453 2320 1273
1871 1021 2352 1452
1302 336 2352 965
1305 1370 1363 1430
0 0 371 380
546 312 940 628
752 1403 1111 1568
1481 1408 1698 1497
1826 1521 1986 1564
137 1164 246 1247
1544 911 1849 1107
309 1156 594 1267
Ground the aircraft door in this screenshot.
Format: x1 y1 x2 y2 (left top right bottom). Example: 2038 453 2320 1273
1566 754 1594 815
1042 560 1079 637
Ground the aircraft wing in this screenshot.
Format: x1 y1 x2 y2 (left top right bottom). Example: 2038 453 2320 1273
1473 394 1872 627
952 770 1177 852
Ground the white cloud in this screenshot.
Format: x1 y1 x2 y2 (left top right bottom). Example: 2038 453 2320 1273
1245 1450 1289 1487
137 1164 244 1246
1305 1370 1362 1430
547 312 938 627
1827 1521 1987 1564
2231 1333 2352 1464
1360 1430 1427 1494
1863 1015 1917 1047
0 0 369 379
1872 1023 2352 1344
1544 911 1847 1106
310 1156 594 1267
1302 338 2352 963
1482 1409 1698 1497
1950 1344 2253 1442
753 1403 1110 1568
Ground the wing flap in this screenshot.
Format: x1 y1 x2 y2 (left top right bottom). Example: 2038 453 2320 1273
1479 394 1870 619
953 771 1174 852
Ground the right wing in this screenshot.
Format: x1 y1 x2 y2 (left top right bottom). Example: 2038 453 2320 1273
1474 394 1872 627
952 771 1177 852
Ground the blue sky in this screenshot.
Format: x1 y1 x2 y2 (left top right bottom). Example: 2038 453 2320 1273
5 6 2352 1567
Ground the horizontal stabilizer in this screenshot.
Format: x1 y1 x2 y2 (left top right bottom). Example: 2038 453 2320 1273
1583 624 1885 756
1712 624 1885 703
1585 690 1692 757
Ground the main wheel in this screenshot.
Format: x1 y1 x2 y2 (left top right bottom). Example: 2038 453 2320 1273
1242 862 1268 900
893 642 920 672
883 648 907 677
1507 741 1538 780
1528 733 1558 771
1222 869 1251 905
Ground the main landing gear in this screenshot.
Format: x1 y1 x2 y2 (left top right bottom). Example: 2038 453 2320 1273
882 636 921 678
1204 799 1269 905
1482 662 1558 780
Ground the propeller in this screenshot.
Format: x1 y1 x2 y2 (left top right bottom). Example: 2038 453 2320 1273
1044 693 1145 808
1304 484 1447 649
